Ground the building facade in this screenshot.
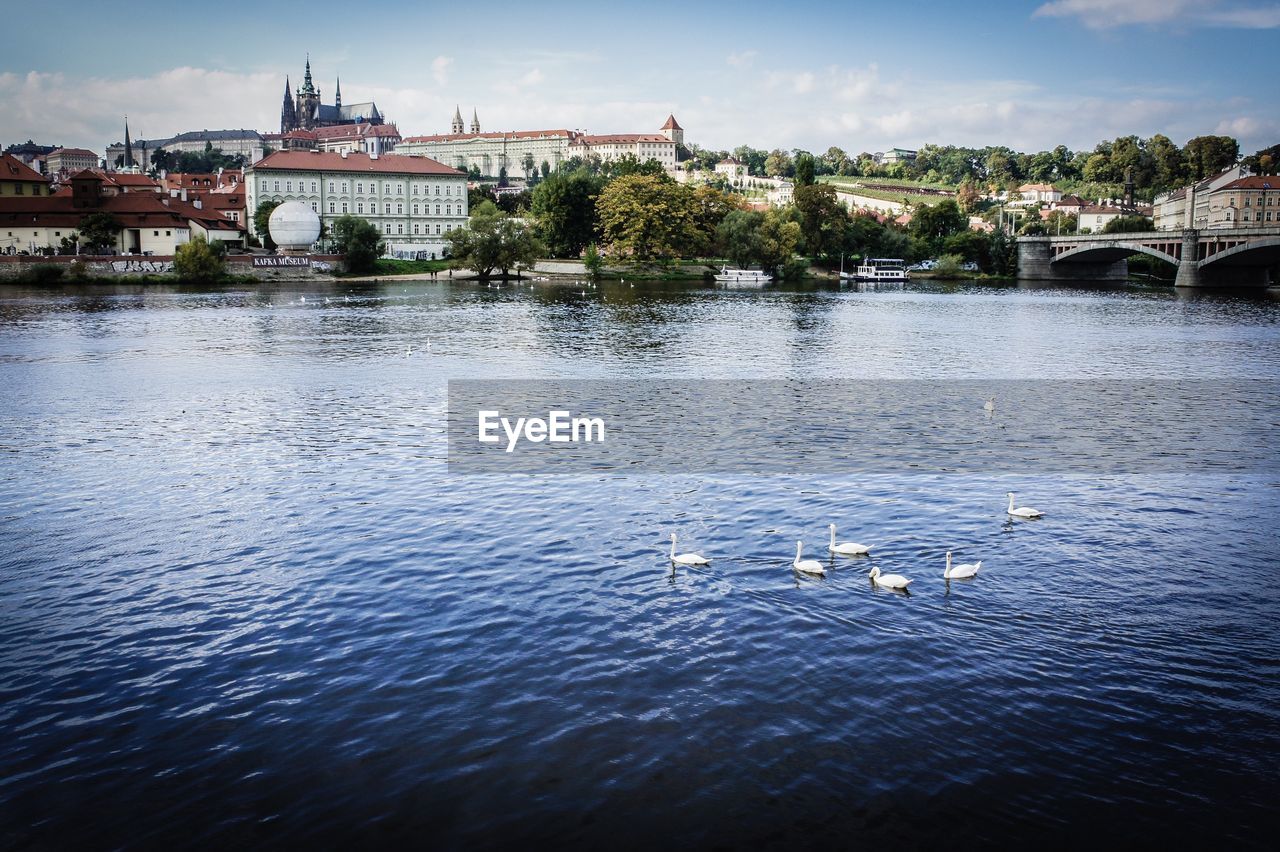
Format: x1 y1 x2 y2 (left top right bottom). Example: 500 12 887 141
46 148 100 175
396 112 683 178
0 154 51 197
245 150 467 257
1152 167 1273 230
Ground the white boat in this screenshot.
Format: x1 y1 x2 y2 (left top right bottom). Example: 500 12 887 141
714 265 772 286
854 257 908 282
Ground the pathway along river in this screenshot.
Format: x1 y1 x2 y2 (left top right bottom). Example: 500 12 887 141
1 279 1278 848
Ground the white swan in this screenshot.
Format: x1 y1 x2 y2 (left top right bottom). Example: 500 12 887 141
984 397 995 414
944 550 981 579
793 541 825 575
869 566 911 589
1006 491 1043 518
669 533 708 566
828 523 872 556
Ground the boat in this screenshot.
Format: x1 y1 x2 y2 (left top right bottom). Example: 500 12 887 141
854 257 908 282
714 265 772 286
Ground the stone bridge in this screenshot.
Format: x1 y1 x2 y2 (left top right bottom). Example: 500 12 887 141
1018 228 1280 288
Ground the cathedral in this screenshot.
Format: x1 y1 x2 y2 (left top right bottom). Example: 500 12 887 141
279 57 384 133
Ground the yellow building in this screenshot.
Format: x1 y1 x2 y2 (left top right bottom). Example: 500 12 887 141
0 154 50 197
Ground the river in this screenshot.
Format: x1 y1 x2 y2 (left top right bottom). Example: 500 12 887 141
1 278 1277 848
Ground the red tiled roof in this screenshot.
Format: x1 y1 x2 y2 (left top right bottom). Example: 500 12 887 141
1056 195 1087 206
107 173 162 188
572 134 670 145
402 129 575 143
661 114 682 131
51 147 98 158
0 192 244 231
1220 176 1278 190
1018 183 1056 192
0 154 46 183
250 150 462 175
314 123 401 141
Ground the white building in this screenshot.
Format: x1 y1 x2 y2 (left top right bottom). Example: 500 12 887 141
315 123 402 156
395 110 684 177
46 147 100 175
1152 166 1253 230
1019 183 1062 204
245 150 468 258
714 157 747 185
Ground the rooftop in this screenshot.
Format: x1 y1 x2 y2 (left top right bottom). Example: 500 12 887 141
250 150 462 175
0 154 46 183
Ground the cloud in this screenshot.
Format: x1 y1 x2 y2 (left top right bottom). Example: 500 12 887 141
726 51 757 68
431 56 453 87
520 68 544 86
1033 0 1280 29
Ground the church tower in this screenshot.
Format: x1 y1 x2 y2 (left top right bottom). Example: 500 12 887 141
660 114 684 146
280 77 297 133
335 76 342 111
470 109 480 134
122 116 134 169
451 105 464 135
295 56 321 130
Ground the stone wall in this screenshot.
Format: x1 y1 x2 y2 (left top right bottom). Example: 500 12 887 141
0 254 345 282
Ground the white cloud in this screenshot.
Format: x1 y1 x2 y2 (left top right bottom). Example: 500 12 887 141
431 56 453 87
521 68 544 86
726 51 757 68
1033 0 1280 29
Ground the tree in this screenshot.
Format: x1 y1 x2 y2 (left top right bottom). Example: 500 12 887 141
1243 144 1279 175
601 153 666 180
909 199 967 246
540 160 551 179
174 236 226 281
756 209 801 276
822 146 850 176
584 243 604 279
531 168 605 258
597 174 704 262
446 200 545 280
716 209 761 269
956 181 981 213
331 214 385 273
794 153 816 187
78 212 122 253
522 152 535 180
792 183 845 261
764 149 793 178
1184 135 1239 181
253 200 282 250
1101 215 1155 234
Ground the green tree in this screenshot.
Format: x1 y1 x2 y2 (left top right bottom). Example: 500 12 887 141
174 236 226 281
756 209 801 276
540 160 551 179
446 200 545 280
1184 135 1239 181
331 214 385 273
822 146 850 176
942 230 991 271
584 243 604 279
531 168 605 258
253 200 282 250
716 209 762 268
909 199 967 246
794 153 816 187
522 152 535 180
596 174 703 261
78 211 122 253
764 149 793 177
792 183 846 261
601 153 666 180
1101 215 1155 234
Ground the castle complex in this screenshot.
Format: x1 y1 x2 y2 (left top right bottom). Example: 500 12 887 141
279 58 384 133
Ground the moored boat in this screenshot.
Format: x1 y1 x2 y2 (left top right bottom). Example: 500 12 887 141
714 265 772 285
855 257 908 281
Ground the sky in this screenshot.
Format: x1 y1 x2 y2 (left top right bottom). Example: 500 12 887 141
2 0 1277 160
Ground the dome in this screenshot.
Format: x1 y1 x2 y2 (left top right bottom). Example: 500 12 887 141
268 201 321 250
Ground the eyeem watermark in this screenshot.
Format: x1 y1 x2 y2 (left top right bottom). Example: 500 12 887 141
477 410 606 453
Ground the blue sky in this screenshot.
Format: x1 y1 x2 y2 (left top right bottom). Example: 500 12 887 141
2 0 1277 158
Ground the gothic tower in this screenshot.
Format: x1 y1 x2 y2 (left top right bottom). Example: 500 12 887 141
660 114 684 147
280 77 297 133
470 109 480 134
335 76 341 111
451 105 464 135
123 116 134 169
295 56 321 130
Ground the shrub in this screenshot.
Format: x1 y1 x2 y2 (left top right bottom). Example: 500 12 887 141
933 253 964 278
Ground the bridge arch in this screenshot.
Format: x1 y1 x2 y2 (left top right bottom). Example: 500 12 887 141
1052 242 1180 266
1198 236 1280 268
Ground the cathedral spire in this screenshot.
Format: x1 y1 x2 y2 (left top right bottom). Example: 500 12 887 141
335 76 341 109
300 55 316 96
470 108 480 134
123 116 134 169
452 105 464 135
281 77 297 133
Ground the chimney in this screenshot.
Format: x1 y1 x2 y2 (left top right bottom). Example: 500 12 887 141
341 150 348 158
194 198 202 209
181 188 187 202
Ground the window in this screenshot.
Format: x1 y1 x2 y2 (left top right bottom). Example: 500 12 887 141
285 181 291 191
384 224 391 234
311 181 318 193
357 203 363 213
311 202 317 212
397 204 403 214
357 182 363 193
274 180 280 191
397 224 403 234
154 231 159 236
413 184 419 196
165 230 171 236
436 224 442 234
413 204 419 215
435 186 440 195
396 184 403 194
414 224 420 234
329 182 335 192
385 203 391 214
342 182 348 193
435 205 441 215
342 202 348 213
55 231 61 236
262 180 268 191
329 202 335 213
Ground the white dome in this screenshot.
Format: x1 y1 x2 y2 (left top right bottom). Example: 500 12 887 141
268 201 321 250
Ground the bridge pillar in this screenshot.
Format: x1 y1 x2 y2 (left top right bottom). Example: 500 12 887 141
1173 229 1200 288
1017 237 1052 279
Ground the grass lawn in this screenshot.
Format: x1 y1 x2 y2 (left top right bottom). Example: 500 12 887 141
340 258 453 277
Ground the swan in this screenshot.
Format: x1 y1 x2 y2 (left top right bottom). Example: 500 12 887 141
828 523 872 556
1006 491 1043 518
669 533 708 566
869 566 911 589
944 551 981 579
984 397 995 414
793 541 825 575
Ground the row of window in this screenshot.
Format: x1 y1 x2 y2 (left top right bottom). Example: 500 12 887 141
321 202 460 215
289 200 461 235
261 178 460 196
